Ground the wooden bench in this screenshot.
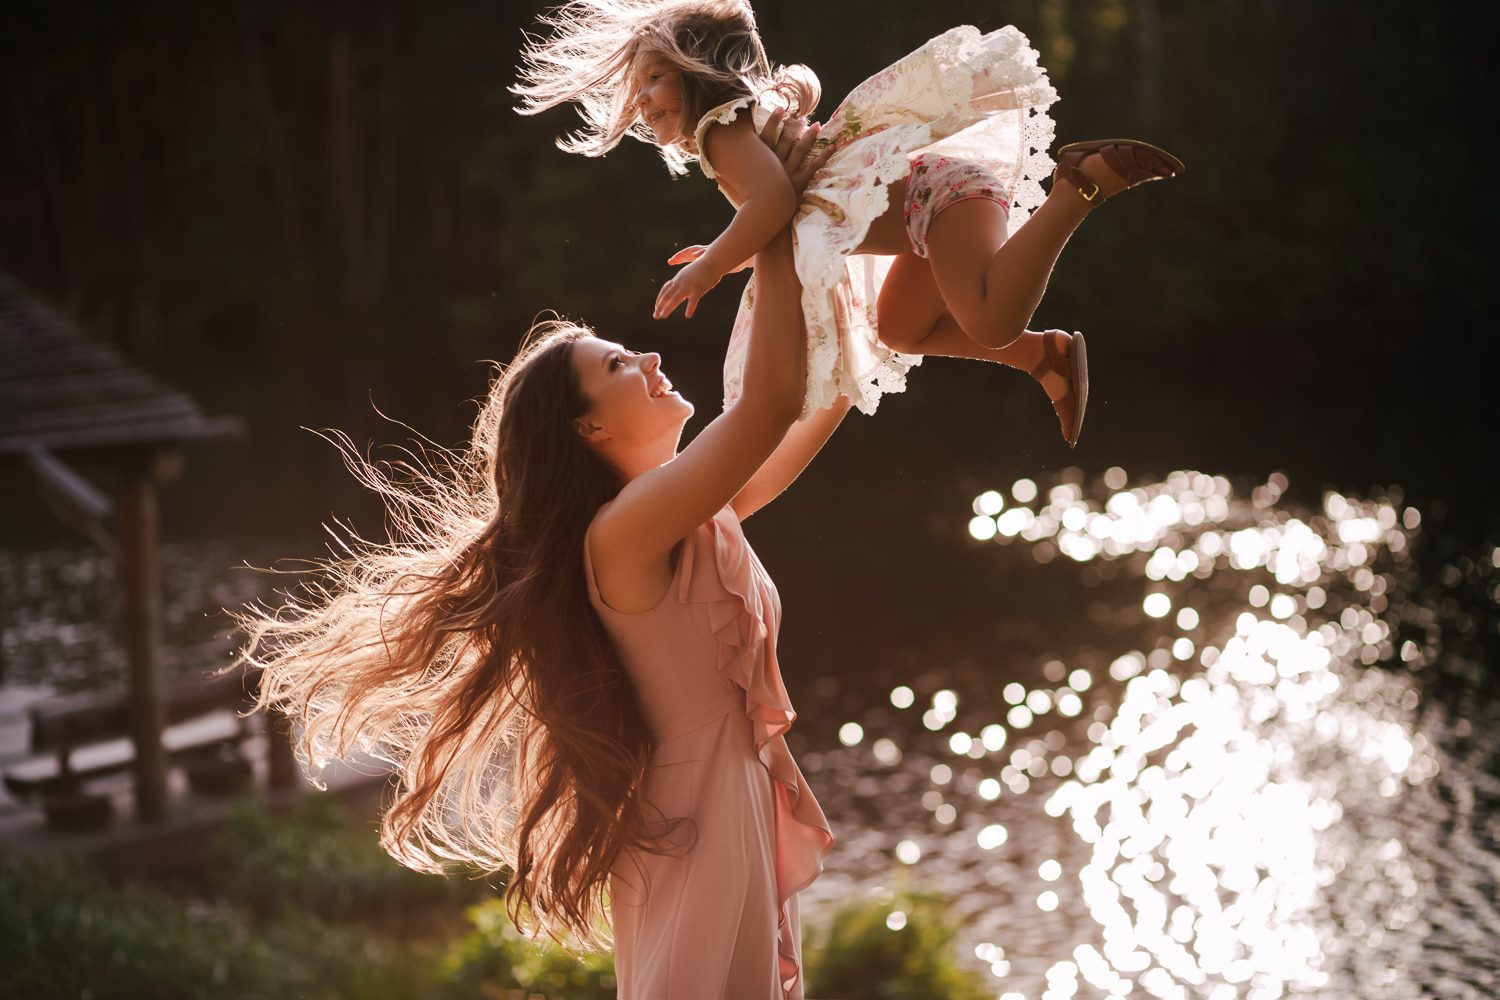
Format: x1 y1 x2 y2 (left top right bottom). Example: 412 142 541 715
3 670 262 804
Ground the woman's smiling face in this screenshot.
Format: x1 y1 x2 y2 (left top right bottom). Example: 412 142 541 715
629 52 687 146
571 336 693 460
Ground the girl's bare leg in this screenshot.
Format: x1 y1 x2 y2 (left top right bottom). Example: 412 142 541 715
877 251 1074 400
923 154 1127 350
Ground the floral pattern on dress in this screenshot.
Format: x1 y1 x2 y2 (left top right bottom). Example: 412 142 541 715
903 153 1013 258
706 24 1058 418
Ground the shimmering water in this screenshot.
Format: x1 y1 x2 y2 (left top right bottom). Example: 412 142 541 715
792 470 1500 999
2 472 1497 998
0 542 280 694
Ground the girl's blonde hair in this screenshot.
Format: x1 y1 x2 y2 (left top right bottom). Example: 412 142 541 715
513 0 820 175
233 320 695 954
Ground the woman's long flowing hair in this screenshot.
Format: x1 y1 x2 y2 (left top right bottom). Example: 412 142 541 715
233 320 691 952
512 0 820 174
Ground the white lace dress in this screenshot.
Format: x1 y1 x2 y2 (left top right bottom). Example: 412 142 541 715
697 25 1058 419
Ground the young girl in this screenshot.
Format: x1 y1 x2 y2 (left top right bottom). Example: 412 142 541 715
513 0 1183 447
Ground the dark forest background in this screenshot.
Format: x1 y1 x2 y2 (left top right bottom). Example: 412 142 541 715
2 0 1496 669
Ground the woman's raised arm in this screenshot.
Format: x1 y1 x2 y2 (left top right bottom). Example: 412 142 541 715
591 115 829 567
591 226 807 562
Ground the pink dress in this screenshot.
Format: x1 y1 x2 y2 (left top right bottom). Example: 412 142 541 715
583 502 835 999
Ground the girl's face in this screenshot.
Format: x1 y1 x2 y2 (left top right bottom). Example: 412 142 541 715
571 337 693 461
629 53 688 147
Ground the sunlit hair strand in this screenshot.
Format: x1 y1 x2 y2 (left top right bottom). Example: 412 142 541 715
513 0 820 175
232 318 694 954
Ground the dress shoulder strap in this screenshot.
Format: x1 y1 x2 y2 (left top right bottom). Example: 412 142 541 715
692 97 766 180
583 503 726 617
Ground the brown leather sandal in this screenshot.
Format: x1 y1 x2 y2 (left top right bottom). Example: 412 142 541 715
1053 139 1185 205
1027 330 1088 448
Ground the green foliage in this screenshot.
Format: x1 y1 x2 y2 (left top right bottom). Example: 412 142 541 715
0 855 455 999
439 876 993 1000
0 794 615 1000
253 909 451 1000
1 827 992 1000
209 791 491 927
804 871 992 1000
440 898 618 1000
0 858 301 1000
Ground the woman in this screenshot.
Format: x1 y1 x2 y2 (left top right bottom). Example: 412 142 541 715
238 114 837 1000
567 119 840 998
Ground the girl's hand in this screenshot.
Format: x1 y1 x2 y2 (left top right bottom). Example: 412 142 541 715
654 256 721 320
668 245 752 274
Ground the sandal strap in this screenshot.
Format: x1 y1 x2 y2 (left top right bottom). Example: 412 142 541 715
1097 144 1141 186
1054 159 1101 203
1027 329 1067 378
1032 334 1076 426
1053 139 1184 204
1044 330 1068 366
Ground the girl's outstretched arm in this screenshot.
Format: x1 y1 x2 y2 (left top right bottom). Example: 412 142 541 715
666 111 829 276
653 113 799 319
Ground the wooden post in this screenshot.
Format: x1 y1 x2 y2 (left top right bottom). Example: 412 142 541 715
117 457 169 823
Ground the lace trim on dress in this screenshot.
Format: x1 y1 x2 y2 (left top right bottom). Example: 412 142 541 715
692 96 759 180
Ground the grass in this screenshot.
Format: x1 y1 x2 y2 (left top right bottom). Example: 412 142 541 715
1 791 991 999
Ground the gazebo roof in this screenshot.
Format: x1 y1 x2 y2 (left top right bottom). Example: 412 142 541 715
0 270 241 455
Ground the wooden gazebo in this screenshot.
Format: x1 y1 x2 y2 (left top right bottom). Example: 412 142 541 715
0 268 244 823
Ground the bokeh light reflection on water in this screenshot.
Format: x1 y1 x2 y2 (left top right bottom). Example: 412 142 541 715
798 470 1500 999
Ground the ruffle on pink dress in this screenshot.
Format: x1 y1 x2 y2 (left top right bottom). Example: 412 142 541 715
584 502 835 999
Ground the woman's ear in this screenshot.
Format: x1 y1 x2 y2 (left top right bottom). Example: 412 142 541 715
573 416 609 445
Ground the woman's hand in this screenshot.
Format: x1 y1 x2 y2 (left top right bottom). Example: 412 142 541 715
757 108 831 199
664 111 831 278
